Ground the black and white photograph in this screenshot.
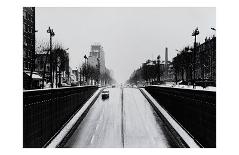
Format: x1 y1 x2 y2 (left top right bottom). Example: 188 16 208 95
5 0 239 153
22 7 216 148
4 0 239 153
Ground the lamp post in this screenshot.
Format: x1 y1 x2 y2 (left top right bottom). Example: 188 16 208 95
47 27 55 88
157 55 161 83
84 55 88 85
192 27 199 88
79 67 82 86
97 58 100 85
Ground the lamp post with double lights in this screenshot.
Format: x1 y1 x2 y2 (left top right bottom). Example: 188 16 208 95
47 27 55 88
192 27 199 88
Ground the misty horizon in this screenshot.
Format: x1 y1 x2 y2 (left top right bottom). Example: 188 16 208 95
35 7 216 83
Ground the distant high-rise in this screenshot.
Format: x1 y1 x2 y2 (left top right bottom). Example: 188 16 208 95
88 43 106 74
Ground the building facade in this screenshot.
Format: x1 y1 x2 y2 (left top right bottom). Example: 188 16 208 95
194 36 216 81
23 7 37 89
88 43 106 74
23 7 35 71
172 36 216 86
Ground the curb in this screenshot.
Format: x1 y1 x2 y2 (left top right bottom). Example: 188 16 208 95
139 88 202 148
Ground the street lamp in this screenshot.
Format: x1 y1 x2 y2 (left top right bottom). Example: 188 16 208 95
83 55 88 85
47 26 55 88
211 27 216 31
187 49 193 83
97 58 100 85
192 27 200 88
157 55 161 83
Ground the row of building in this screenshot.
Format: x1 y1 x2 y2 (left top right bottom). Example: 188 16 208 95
174 36 216 85
23 7 71 89
23 7 38 89
129 35 216 86
140 47 174 84
23 7 112 89
71 43 115 86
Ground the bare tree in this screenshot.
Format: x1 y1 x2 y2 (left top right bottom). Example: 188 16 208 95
35 41 68 88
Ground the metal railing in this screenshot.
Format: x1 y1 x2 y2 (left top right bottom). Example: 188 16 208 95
23 86 98 148
145 86 216 148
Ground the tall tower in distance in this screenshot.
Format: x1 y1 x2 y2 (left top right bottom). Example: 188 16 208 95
165 47 168 77
88 43 106 74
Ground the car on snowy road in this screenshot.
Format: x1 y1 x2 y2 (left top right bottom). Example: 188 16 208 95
102 89 109 99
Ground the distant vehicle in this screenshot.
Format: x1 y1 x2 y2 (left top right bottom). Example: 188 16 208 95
102 89 109 99
71 81 79 86
112 85 116 88
44 82 51 88
61 83 71 87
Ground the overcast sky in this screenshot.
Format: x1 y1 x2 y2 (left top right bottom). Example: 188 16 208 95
35 7 215 84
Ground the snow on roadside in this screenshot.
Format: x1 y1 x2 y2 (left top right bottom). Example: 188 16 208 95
151 82 216 92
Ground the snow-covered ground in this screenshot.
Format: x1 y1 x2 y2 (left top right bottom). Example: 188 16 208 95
152 82 216 92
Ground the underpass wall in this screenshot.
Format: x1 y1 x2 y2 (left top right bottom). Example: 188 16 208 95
23 86 98 148
144 86 216 148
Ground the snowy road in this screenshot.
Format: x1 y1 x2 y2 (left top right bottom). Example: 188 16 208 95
64 88 179 148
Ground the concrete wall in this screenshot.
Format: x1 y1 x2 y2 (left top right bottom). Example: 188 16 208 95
23 86 98 147
145 86 216 148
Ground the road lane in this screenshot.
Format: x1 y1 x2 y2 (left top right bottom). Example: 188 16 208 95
123 88 177 147
64 88 122 148
64 87 178 148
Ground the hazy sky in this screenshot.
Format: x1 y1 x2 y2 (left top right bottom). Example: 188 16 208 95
35 7 215 83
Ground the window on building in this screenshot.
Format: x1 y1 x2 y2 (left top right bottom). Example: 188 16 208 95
25 25 27 32
23 50 26 58
23 37 27 46
23 11 26 19
23 24 26 32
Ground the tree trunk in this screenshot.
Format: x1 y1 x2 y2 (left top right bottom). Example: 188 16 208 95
59 71 61 87
181 69 184 81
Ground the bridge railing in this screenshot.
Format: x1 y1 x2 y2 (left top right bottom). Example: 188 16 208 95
23 86 98 148
145 86 216 148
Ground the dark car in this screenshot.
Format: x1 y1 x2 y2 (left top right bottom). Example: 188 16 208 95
102 89 109 99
